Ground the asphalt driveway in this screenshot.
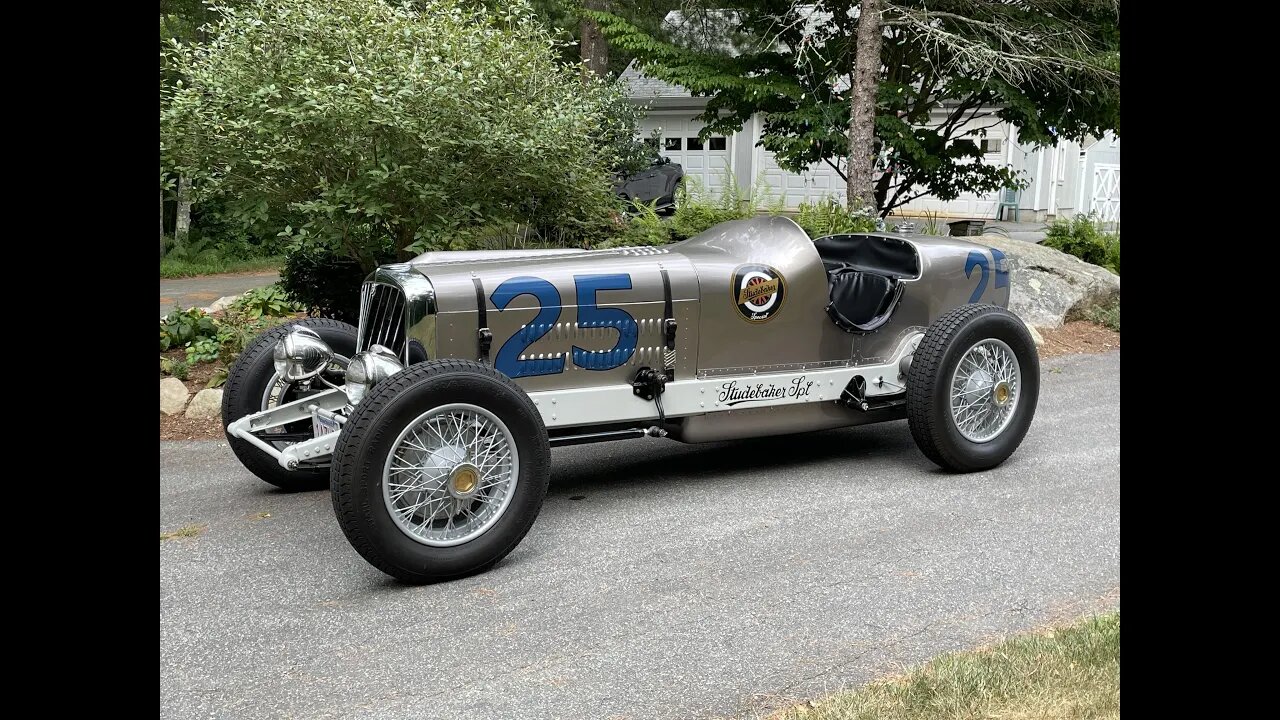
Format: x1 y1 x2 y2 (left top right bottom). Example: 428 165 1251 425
160 271 279 316
160 351 1120 720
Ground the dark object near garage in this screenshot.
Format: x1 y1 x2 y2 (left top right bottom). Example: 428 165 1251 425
948 219 986 236
614 157 684 214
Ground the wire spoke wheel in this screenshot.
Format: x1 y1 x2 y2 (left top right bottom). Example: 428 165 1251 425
382 403 519 547
948 338 1021 442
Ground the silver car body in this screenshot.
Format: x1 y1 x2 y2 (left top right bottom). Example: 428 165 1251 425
229 215 1011 466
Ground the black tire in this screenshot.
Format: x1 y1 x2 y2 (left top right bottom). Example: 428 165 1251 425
221 318 359 491
906 304 1040 472
330 360 551 584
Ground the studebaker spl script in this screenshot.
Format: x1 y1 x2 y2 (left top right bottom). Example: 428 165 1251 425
718 376 814 406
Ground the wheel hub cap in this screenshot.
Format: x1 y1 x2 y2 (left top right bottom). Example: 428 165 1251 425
992 381 1011 406
449 463 480 498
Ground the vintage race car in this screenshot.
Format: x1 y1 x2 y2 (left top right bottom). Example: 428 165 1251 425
222 216 1039 583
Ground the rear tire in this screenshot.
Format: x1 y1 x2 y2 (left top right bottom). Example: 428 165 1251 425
221 318 358 491
330 360 551 584
906 304 1039 472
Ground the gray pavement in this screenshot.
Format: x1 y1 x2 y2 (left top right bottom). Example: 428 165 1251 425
160 351 1120 720
160 271 279 316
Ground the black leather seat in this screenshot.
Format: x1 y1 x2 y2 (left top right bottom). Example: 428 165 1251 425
812 234 919 334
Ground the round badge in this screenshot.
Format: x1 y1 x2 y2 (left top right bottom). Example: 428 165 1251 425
731 264 787 323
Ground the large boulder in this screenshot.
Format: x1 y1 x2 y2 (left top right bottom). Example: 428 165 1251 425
185 388 224 419
979 235 1120 329
160 377 190 415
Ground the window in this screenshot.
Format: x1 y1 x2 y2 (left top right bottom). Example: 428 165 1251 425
710 136 727 151
665 137 682 151
981 139 1003 154
687 137 704 150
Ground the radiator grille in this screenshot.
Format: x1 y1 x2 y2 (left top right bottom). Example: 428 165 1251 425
357 282 407 358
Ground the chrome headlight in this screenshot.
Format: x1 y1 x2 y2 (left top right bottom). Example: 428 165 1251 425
272 327 334 382
345 345 405 405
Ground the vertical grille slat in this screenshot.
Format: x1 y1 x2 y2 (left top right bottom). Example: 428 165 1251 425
358 281 409 361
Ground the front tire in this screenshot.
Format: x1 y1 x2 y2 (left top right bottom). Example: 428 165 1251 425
221 318 358 491
330 360 551 584
906 304 1039 472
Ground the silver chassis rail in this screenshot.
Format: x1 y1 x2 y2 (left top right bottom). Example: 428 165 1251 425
227 335 921 472
225 388 351 470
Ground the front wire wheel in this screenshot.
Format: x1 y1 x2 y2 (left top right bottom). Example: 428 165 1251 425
331 360 551 584
383 404 519 547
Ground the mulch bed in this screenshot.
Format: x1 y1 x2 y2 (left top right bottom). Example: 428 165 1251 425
1038 320 1120 358
159 321 1119 441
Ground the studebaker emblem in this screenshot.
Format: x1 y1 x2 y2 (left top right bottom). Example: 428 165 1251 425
732 264 787 323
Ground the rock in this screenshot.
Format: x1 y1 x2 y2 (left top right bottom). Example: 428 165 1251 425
160 377 190 415
185 388 224 418
979 235 1120 329
1028 325 1045 347
208 295 241 312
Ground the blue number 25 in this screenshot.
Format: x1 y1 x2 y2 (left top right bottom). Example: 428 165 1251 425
965 249 1010 303
490 274 638 378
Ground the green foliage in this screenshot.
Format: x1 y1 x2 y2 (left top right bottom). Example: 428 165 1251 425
207 367 229 389
598 199 672 248
918 211 942 236
160 307 219 351
162 0 626 274
669 174 753 240
186 337 222 364
278 244 383 324
591 2 1119 216
160 356 191 381
1043 213 1120 275
231 284 303 319
1085 299 1120 333
793 197 878 238
214 310 292 363
159 251 282 279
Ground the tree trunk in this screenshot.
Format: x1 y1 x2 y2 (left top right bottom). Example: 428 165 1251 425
580 1 610 78
160 185 166 260
847 0 883 214
175 175 193 246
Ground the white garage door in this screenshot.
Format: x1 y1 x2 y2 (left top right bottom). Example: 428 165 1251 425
756 149 846 210
637 115 732 195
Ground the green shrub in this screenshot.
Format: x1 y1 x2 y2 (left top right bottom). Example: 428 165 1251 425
279 243 391 324
670 175 753 240
1085 299 1121 332
793 197 878 238
160 307 218 351
1043 213 1120 274
161 356 191 381
162 0 624 279
231 284 304 319
612 200 673 247
186 337 222 364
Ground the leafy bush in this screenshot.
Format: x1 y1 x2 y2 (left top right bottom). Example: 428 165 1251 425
231 284 304 319
278 245 385 324
162 0 625 278
669 175 754 240
1043 213 1120 275
160 356 190 381
160 307 218 351
793 197 878 238
1085 299 1121 332
186 337 222 364
601 200 672 247
207 368 229 389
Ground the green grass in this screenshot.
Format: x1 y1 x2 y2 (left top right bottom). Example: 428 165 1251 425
771 612 1120 720
160 255 283 279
